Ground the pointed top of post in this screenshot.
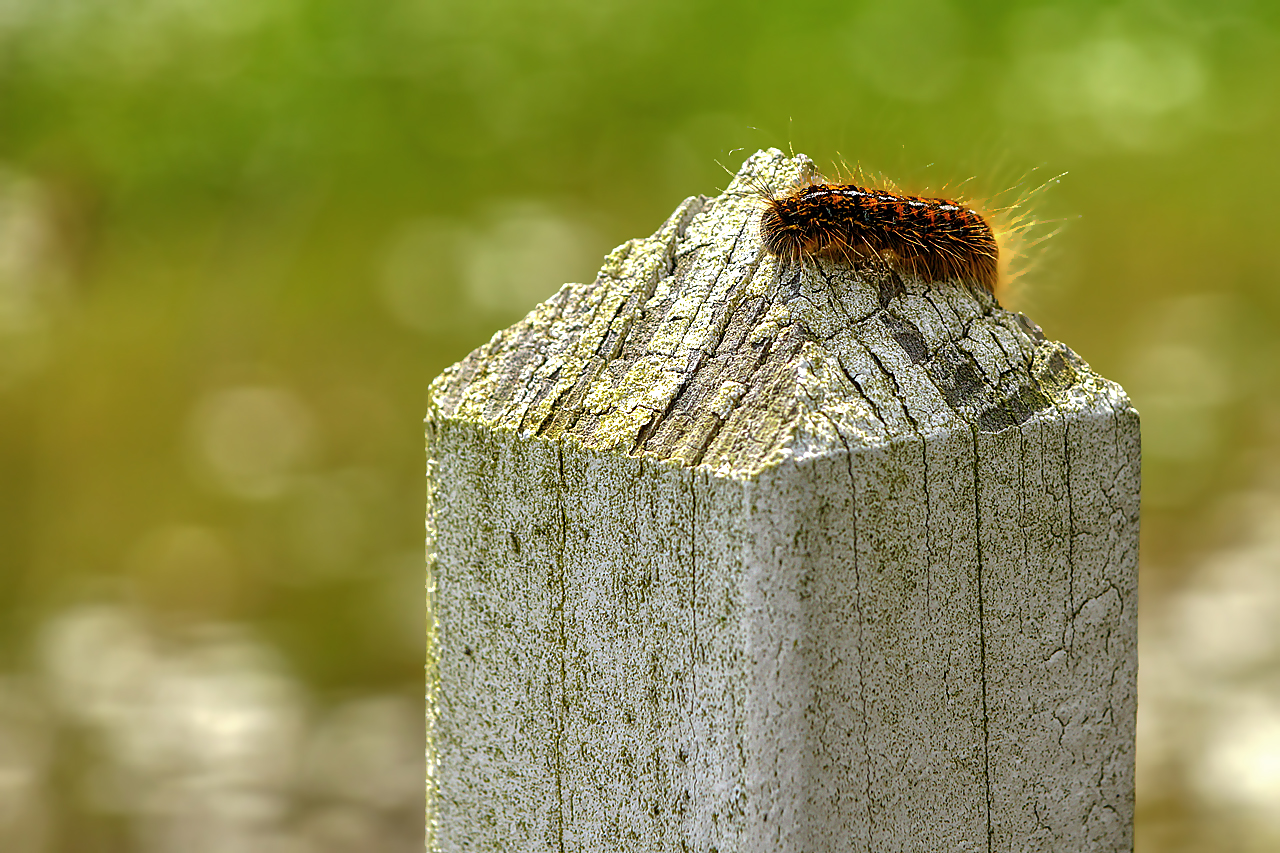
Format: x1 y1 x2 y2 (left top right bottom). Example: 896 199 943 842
427 149 1126 479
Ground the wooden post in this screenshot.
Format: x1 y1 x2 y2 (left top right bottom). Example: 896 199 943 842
425 149 1139 852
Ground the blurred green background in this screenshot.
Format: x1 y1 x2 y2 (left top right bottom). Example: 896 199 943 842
1 0 1278 850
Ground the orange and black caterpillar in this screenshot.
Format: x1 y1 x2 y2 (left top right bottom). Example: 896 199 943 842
759 183 1000 293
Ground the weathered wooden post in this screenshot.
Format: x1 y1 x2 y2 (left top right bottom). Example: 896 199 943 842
425 149 1139 852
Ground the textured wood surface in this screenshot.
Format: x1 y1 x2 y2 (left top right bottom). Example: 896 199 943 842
426 149 1140 852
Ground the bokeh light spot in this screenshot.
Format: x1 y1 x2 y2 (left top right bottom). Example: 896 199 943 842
189 386 315 501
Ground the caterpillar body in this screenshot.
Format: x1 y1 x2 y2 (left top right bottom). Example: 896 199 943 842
759 182 1001 293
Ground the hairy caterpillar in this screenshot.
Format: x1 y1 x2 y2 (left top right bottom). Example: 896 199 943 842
759 181 1001 292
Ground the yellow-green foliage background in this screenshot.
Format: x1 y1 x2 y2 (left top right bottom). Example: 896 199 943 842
1 1 1277 850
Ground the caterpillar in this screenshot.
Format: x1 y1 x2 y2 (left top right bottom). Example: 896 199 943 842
758 182 1002 293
